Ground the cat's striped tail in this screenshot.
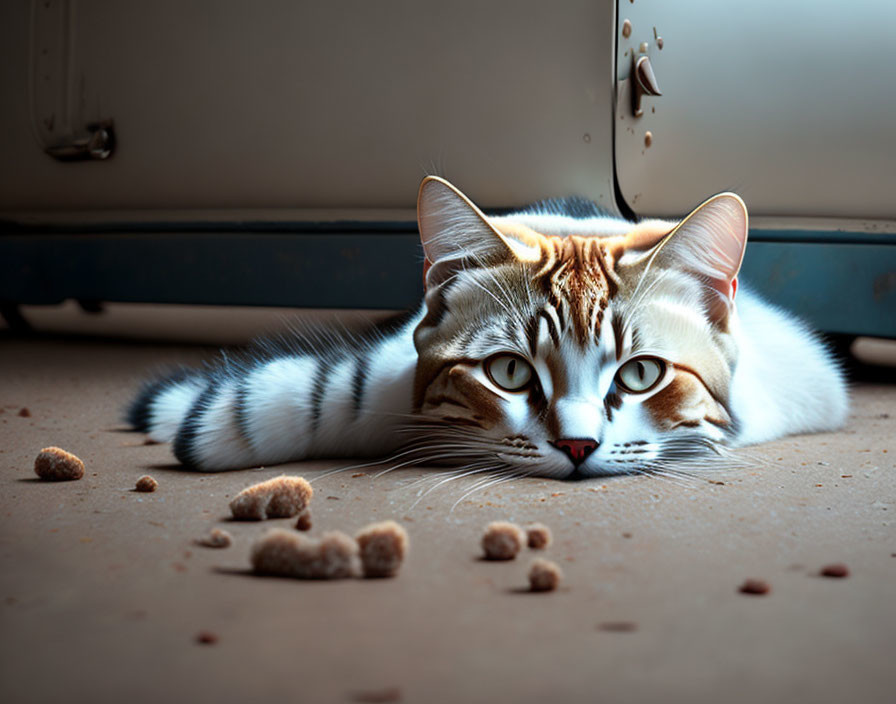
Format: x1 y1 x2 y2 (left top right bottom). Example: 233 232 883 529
125 310 422 471
127 368 207 445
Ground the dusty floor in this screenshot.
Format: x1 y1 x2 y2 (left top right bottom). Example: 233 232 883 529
1 306 894 704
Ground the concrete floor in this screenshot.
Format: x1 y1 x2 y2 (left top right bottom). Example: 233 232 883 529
1 305 894 704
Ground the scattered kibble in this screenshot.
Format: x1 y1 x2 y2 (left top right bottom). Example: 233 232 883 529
229 476 312 520
198 528 232 548
135 475 158 492
18 408 31 418
526 523 552 550
738 579 771 595
482 522 526 561
295 509 313 532
251 528 359 579
195 631 218 645
820 563 849 578
356 521 409 578
528 558 563 592
34 447 84 481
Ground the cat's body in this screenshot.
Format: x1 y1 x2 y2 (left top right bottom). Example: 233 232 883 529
128 178 848 478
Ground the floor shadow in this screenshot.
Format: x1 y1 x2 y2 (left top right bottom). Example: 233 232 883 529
212 566 341 584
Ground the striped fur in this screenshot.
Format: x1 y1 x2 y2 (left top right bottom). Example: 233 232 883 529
127 177 848 475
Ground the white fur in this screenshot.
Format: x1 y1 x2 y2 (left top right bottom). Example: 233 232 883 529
147 379 205 443
189 381 257 471
729 289 849 445
240 357 318 467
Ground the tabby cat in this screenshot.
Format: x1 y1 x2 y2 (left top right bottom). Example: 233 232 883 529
128 177 848 478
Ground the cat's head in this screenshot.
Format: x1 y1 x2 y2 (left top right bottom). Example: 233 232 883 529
411 177 748 478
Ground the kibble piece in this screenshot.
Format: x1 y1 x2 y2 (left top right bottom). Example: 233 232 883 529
528 558 563 592
295 509 312 532
251 528 359 579
820 563 850 578
526 523 552 550
195 631 218 645
198 528 232 548
482 521 526 561
34 447 84 481
229 476 312 520
356 520 409 578
738 579 771 595
18 407 31 418
135 475 158 492
351 687 402 703
598 621 638 633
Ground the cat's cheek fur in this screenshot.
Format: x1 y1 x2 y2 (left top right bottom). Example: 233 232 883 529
642 371 732 432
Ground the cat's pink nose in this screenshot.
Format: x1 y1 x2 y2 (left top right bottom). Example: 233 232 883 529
552 438 599 465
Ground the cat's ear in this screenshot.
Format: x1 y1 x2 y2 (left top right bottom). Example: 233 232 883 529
417 176 540 288
651 192 748 323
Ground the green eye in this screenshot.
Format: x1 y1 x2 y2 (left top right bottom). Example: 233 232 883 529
616 356 666 393
485 354 534 392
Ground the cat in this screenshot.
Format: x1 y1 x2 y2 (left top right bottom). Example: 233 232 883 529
127 176 848 478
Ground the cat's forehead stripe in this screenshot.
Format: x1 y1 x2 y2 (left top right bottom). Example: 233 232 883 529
527 234 618 345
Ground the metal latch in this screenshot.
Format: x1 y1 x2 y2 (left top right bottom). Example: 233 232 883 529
44 119 115 161
631 54 662 117
31 0 115 162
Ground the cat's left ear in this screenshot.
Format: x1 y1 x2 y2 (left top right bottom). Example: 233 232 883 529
417 176 540 289
652 192 748 323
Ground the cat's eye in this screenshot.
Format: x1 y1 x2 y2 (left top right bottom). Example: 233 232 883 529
484 354 534 392
615 356 666 394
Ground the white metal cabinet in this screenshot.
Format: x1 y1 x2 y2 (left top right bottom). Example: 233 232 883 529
615 0 896 219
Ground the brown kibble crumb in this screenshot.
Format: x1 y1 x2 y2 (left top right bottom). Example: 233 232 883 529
528 558 563 592
196 631 218 645
135 475 158 492
526 523 552 550
351 687 402 703
482 521 526 561
295 509 312 532
598 621 638 633
18 408 31 418
198 528 232 548
356 521 409 578
820 563 849 578
739 579 770 595
251 528 359 579
229 476 312 520
34 447 84 481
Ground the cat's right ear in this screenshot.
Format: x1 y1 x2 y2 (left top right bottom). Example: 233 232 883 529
417 177 539 289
